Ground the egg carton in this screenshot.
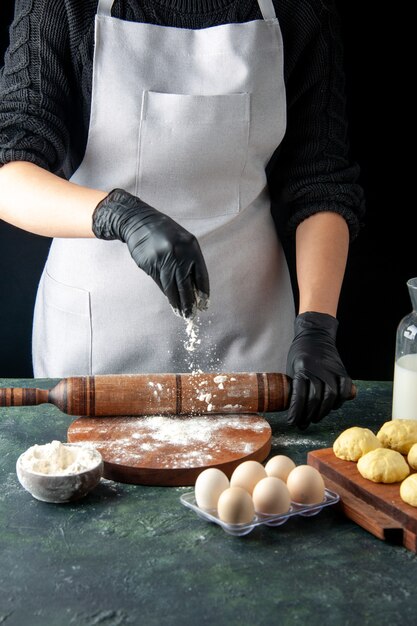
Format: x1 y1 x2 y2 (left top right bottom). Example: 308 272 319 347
180 488 340 536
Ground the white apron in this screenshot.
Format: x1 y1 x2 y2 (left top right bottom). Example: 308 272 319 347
32 0 295 377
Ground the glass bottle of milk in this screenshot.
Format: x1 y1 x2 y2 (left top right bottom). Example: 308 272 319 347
392 277 417 419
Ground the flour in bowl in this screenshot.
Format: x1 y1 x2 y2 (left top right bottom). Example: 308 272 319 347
19 440 100 475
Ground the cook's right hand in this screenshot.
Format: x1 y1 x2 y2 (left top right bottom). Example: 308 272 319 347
92 188 210 318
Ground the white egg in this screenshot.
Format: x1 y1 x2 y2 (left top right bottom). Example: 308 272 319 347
252 476 291 515
194 467 229 510
264 455 296 482
217 486 255 524
230 460 267 494
286 465 325 505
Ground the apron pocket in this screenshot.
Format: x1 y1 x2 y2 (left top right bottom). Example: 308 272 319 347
137 91 250 219
32 270 92 377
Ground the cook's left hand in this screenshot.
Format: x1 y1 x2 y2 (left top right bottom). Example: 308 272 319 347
286 311 353 430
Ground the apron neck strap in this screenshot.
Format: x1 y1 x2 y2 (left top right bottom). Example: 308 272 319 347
97 0 276 21
97 0 115 17
257 0 277 21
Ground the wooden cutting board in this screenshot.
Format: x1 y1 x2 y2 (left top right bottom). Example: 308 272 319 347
308 448 417 552
67 413 271 486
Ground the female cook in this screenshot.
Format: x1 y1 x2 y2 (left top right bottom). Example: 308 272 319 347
0 0 365 429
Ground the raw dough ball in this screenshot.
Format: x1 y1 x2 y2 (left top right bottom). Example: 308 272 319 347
357 448 410 483
408 443 417 470
400 474 417 507
333 426 381 461
376 419 417 455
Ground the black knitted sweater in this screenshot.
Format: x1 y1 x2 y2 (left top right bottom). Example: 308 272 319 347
0 0 365 238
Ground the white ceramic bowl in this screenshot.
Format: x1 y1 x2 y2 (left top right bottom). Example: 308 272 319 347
16 443 104 503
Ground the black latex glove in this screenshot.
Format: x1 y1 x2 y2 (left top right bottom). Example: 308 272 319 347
286 311 353 430
92 188 210 318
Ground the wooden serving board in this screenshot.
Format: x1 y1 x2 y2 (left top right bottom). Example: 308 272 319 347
308 448 417 552
67 413 271 486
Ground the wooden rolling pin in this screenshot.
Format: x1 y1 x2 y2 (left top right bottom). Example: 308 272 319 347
0 372 356 417
0 372 290 416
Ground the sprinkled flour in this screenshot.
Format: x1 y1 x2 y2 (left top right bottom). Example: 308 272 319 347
185 317 201 353
172 288 208 357
138 414 267 444
70 415 271 469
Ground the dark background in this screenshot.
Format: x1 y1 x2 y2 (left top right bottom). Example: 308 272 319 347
0 1 413 380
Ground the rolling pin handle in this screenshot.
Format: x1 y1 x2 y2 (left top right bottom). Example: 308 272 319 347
0 387 49 407
349 382 357 401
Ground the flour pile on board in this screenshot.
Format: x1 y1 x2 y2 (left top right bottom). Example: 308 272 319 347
81 415 270 469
